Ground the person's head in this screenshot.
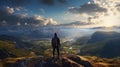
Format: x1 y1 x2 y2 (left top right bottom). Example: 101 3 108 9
54 33 57 37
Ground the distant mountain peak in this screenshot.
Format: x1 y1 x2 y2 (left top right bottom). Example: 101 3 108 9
87 31 120 43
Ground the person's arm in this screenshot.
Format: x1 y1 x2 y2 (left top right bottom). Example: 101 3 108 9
51 38 53 47
58 38 61 46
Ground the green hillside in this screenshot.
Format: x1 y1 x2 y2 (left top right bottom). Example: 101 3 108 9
0 40 30 57
80 37 120 58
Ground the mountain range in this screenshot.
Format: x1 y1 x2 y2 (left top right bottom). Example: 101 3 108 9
0 35 33 48
87 31 120 43
80 31 120 58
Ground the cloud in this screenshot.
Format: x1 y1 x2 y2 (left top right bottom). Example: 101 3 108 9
15 7 23 11
107 0 120 2
66 0 120 27
116 4 120 11
44 18 58 25
61 21 94 27
0 6 58 26
5 6 15 14
68 3 107 15
1 6 15 14
34 15 58 26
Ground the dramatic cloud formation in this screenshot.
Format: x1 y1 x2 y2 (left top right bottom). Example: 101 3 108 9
68 3 107 15
66 0 120 27
0 0 120 28
0 6 58 26
1 0 120 39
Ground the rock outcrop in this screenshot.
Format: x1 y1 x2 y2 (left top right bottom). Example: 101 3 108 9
2 55 120 67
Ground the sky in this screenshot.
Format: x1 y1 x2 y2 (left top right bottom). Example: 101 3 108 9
0 0 120 28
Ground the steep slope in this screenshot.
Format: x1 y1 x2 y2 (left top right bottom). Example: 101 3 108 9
72 36 90 45
0 40 17 59
0 40 31 57
0 35 33 48
80 38 120 58
81 31 120 58
87 31 120 43
100 38 120 58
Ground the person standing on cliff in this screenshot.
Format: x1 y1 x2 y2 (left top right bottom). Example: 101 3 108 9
51 33 61 58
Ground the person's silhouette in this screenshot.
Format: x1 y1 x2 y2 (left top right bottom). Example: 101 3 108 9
51 33 60 58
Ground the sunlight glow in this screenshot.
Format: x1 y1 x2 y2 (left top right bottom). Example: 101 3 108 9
102 15 119 27
96 0 120 27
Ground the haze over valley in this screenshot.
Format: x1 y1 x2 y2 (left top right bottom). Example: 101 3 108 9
0 0 120 67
